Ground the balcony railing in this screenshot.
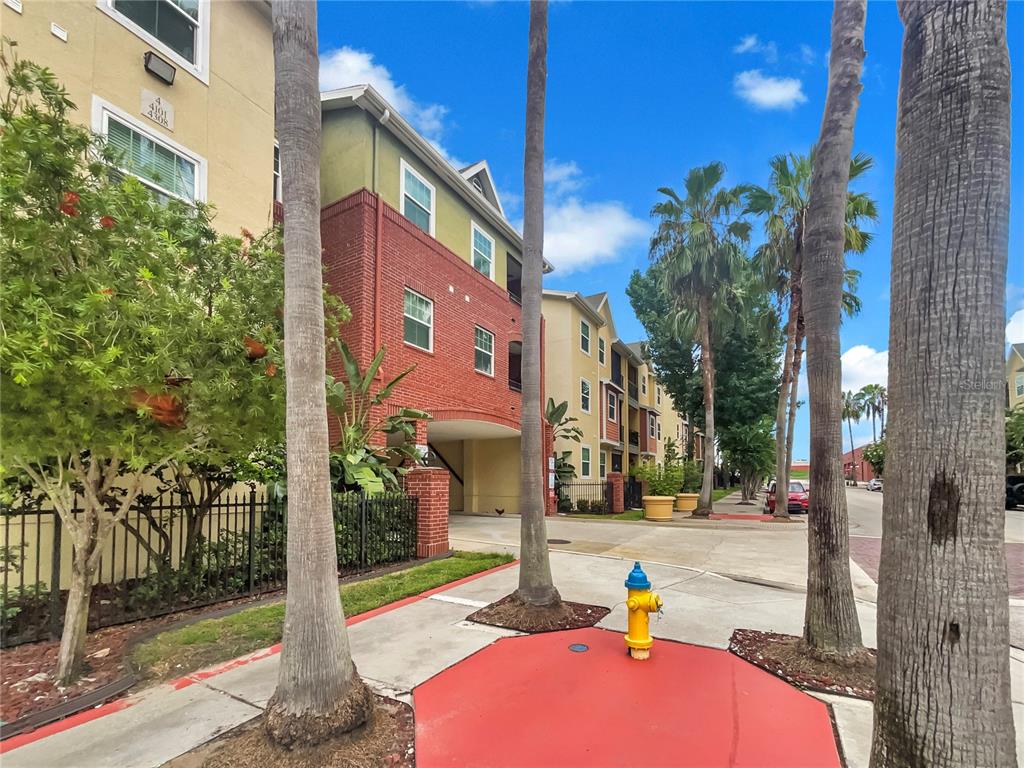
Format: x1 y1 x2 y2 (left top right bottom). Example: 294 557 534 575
508 377 522 392
629 430 640 447
628 383 639 401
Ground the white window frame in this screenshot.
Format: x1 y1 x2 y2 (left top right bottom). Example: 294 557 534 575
580 320 591 355
580 378 591 413
648 412 657 438
96 0 211 85
580 445 592 479
656 386 662 405
91 96 207 203
273 142 282 203
599 450 607 478
1017 372 1024 398
470 221 495 280
657 422 662 441
598 337 606 366
641 376 648 396
403 287 434 352
474 325 494 377
607 391 616 422
400 158 435 237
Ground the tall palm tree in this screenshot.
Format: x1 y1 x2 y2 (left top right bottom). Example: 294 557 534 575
746 152 877 518
800 0 867 660
265 0 370 746
872 1 1016 763
651 162 751 516
841 390 862 484
514 0 560 609
858 383 884 442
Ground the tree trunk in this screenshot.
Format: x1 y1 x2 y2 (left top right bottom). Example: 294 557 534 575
847 417 857 486
871 1 1015 764
785 331 803 480
774 295 797 518
800 0 866 659
514 0 560 608
784 241 806 486
695 299 715 516
55 549 95 685
265 0 370 747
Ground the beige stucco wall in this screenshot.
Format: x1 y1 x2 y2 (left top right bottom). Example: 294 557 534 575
463 437 521 514
430 439 465 511
3 0 275 236
320 108 521 292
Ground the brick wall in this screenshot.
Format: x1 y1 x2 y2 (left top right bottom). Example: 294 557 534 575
606 472 625 514
321 189 524 436
405 466 450 558
602 384 621 443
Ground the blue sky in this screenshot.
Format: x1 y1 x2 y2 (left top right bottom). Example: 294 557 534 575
317 1 1023 460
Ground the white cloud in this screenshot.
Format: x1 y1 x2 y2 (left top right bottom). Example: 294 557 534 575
734 70 807 110
733 34 778 63
545 159 584 197
1007 309 1024 344
319 47 460 165
841 345 888 393
543 198 648 275
800 44 816 65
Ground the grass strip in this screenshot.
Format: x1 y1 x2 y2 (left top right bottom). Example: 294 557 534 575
132 551 513 681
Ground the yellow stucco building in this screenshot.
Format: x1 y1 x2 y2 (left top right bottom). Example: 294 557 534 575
1008 343 1024 411
2 0 277 236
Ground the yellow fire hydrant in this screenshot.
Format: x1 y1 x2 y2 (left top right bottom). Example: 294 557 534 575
624 561 662 660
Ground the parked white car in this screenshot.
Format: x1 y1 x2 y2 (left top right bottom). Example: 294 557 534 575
867 478 883 492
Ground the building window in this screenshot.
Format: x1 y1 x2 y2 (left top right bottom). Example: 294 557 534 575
641 377 647 396
581 446 592 478
97 103 201 202
598 337 606 365
657 422 662 441
470 223 495 279
474 326 494 376
106 0 204 71
1017 372 1024 398
607 391 616 422
580 320 591 355
401 159 434 235
648 412 656 438
656 386 662 405
599 450 607 478
403 288 433 351
273 143 281 203
581 379 591 413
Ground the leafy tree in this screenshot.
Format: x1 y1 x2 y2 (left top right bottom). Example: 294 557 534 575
0 50 284 684
1007 406 1024 473
800 0 867 661
719 418 775 503
872 3 1015 763
515 0 561 610
650 163 751 515
745 151 877 517
545 398 583 444
861 440 884 478
264 2 370 746
325 342 429 494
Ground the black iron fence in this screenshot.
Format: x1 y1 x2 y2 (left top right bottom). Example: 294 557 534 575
624 477 644 510
555 480 612 515
1 489 418 648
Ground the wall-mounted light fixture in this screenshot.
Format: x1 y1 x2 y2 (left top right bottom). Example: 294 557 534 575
143 51 176 86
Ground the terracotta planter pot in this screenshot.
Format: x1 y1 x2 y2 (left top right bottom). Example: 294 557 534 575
642 495 675 522
675 493 699 513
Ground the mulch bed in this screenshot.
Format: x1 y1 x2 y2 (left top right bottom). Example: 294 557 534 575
467 594 610 633
163 695 414 768
729 628 876 700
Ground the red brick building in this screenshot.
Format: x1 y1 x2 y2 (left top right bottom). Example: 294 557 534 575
842 445 878 483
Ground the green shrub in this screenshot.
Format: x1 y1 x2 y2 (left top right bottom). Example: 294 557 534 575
575 499 591 514
633 460 683 496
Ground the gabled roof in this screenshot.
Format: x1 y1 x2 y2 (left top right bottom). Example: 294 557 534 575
321 84 534 265
542 289 606 327
459 160 506 218
1011 343 1024 362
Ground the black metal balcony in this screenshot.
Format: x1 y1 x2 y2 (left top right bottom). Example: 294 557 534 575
508 377 522 392
628 383 638 401
629 430 640 447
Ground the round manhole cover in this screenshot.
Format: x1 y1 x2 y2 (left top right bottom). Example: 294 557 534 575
547 538 571 544
568 643 589 653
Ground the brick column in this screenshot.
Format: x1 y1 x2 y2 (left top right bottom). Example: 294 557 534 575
606 472 625 514
406 466 450 558
543 422 556 516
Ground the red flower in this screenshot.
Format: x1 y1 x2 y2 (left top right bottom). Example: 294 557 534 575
100 216 116 229
60 202 79 217
265 363 278 378
63 191 80 206
99 287 114 295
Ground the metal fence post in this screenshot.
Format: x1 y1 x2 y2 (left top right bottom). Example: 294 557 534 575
49 513 63 640
247 489 257 593
359 494 368 570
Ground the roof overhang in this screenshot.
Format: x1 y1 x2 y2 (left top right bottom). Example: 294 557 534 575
542 290 606 327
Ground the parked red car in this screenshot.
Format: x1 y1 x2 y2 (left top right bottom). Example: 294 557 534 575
765 480 809 514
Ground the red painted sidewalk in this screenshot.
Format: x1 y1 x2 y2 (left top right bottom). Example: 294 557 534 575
414 627 841 767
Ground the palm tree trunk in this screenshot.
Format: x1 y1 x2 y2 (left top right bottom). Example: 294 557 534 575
871 1 1015 764
846 417 857 486
785 331 803 476
773 297 797 518
800 0 866 659
514 0 559 608
265 0 370 746
784 245 805 485
695 299 715 516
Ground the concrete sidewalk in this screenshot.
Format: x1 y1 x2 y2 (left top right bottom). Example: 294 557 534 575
5 550 1023 768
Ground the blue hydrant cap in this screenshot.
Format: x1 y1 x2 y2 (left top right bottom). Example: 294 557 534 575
625 561 651 590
